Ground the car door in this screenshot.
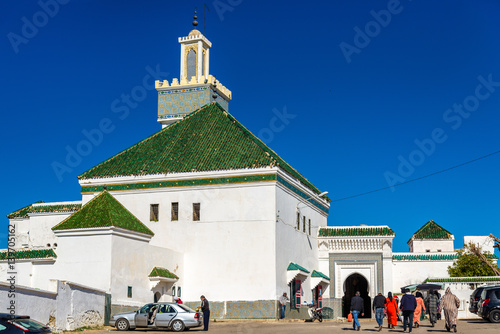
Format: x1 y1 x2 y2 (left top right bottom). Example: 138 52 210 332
155 304 177 327
135 304 154 327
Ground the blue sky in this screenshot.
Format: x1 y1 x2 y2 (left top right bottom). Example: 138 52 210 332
1 0 499 254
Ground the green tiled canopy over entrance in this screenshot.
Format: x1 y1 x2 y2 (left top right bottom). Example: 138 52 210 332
78 103 327 197
52 191 153 235
287 262 310 273
149 267 179 279
311 270 330 280
411 220 452 240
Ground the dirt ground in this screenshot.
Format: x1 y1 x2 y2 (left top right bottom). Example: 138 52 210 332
84 318 499 333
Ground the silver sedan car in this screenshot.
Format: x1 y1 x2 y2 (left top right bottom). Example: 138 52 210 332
110 302 202 332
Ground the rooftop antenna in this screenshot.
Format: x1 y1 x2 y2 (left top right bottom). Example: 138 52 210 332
192 8 198 28
204 3 209 35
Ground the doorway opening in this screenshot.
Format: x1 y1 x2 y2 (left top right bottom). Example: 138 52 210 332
342 273 371 318
154 292 161 303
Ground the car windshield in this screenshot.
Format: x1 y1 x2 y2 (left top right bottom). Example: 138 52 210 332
176 304 197 313
11 319 49 331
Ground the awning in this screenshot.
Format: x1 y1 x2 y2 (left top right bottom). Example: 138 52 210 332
310 270 330 290
148 267 179 288
287 262 310 284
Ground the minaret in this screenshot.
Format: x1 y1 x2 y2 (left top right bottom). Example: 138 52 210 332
155 10 232 128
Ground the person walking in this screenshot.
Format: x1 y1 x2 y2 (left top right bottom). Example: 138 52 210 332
441 287 460 332
425 289 439 327
385 292 399 329
413 291 426 328
200 295 210 331
400 288 417 333
350 291 364 331
373 292 386 331
278 292 289 320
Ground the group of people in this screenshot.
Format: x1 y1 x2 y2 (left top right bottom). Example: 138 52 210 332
350 287 460 332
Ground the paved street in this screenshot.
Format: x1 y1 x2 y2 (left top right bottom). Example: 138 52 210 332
92 319 499 334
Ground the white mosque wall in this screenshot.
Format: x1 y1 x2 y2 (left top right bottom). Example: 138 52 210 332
409 239 454 253
275 178 329 305
464 236 495 254
391 257 454 292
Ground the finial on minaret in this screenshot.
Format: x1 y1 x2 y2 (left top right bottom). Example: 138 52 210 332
192 8 198 27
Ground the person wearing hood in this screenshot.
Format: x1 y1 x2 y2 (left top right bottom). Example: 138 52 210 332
441 287 460 332
425 289 439 327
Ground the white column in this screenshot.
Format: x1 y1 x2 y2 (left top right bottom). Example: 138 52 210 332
197 41 203 81
180 43 185 79
205 48 210 76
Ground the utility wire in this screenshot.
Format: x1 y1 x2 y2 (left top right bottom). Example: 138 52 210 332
331 149 500 203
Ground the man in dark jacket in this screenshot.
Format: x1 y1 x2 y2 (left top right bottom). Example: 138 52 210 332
200 295 210 331
373 292 386 331
400 289 417 333
350 291 364 331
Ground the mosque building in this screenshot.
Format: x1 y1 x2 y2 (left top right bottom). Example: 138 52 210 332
1 16 498 326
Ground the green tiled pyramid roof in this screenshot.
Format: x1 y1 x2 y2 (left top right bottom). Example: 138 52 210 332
149 267 179 279
287 262 310 273
7 201 81 219
410 220 452 241
311 270 330 280
318 226 395 237
78 103 325 197
52 191 153 235
0 249 56 260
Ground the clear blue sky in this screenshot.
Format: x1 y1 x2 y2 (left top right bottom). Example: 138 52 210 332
1 0 499 253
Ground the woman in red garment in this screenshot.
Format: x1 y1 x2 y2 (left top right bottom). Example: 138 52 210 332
385 292 399 329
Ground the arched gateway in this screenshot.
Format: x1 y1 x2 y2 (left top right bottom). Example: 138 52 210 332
342 273 371 318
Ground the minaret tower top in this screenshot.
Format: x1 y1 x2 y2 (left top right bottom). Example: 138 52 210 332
155 10 232 128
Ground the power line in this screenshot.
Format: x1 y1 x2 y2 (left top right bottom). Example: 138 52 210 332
331 149 500 203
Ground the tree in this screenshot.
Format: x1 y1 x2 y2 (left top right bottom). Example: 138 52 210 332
447 244 499 277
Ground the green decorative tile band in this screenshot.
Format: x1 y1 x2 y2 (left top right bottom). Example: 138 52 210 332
318 227 395 237
277 175 329 215
81 173 277 193
0 248 56 260
392 254 458 261
425 277 500 283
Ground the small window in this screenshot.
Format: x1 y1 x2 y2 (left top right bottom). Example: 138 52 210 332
426 249 431 253
308 219 311 236
177 287 181 298
303 216 306 232
172 286 176 296
296 212 300 230
150 204 159 221
193 203 200 221
171 202 179 221
127 286 133 298
437 249 442 252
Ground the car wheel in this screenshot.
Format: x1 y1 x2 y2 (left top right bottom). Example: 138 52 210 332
489 310 500 323
170 320 185 332
116 318 130 331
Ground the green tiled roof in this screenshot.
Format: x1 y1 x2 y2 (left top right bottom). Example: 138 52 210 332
425 277 500 283
311 270 330 280
52 191 154 235
318 226 395 237
7 201 81 219
149 267 179 279
393 254 458 261
78 103 327 198
287 262 310 273
0 249 56 260
410 220 452 241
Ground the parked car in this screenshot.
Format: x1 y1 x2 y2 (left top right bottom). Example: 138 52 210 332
0 314 51 334
469 285 500 314
110 303 201 332
477 286 500 323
